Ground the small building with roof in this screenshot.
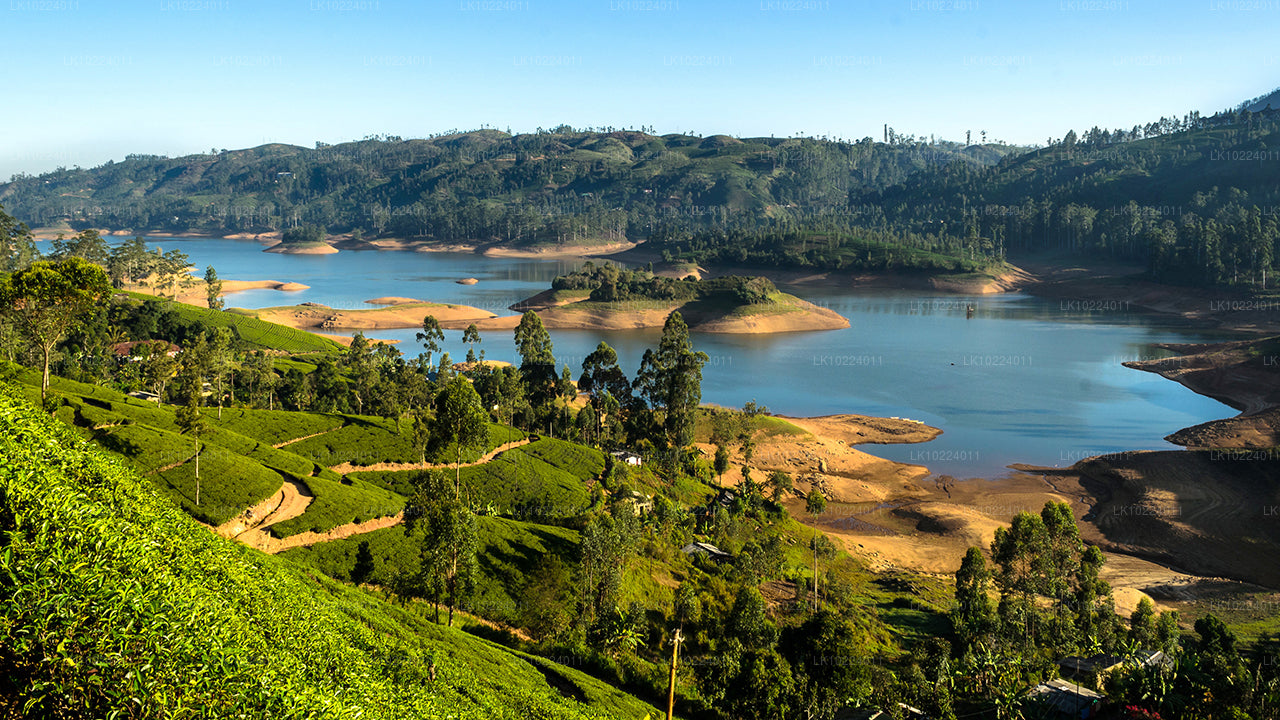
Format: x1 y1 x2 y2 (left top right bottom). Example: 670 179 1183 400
1025 678 1104 718
680 541 731 563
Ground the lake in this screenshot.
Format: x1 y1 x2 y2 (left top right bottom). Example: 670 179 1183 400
136 237 1232 479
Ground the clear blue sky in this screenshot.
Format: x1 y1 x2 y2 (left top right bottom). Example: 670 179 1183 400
2 0 1275 180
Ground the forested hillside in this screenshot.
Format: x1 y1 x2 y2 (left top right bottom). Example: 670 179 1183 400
0 127 1019 247
853 105 1280 286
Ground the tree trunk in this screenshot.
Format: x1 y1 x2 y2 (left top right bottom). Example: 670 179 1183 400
456 443 463 500
194 438 201 506
40 343 53 402
667 629 682 720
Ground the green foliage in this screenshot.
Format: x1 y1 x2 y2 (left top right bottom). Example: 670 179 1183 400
553 263 777 305
206 406 344 447
287 414 515 468
633 312 707 449
281 224 326 246
429 376 491 495
805 488 826 516
153 445 283 525
117 292 344 353
355 438 598 519
286 416 420 466
0 202 39 272
267 473 405 538
0 381 650 719
0 130 1018 246
0 256 112 398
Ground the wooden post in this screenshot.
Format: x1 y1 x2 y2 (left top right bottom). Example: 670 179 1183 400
666 628 682 720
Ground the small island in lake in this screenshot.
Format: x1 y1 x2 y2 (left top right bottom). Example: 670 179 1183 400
511 262 849 333
264 225 338 255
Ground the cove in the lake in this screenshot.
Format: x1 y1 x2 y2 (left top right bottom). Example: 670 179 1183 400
133 236 1233 478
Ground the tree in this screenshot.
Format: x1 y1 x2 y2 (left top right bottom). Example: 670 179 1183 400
204 266 224 310
428 376 489 498
0 257 111 400
781 610 872 720
714 444 730 486
579 509 638 623
767 469 793 503
1129 596 1158 649
0 203 39 273
404 471 477 627
953 546 996 649
727 586 776 651
579 341 633 410
809 534 836 610
107 236 150 288
49 229 109 265
514 310 558 410
174 398 207 506
206 327 234 417
350 540 375 585
519 555 574 641
343 332 378 414
462 322 482 363
633 311 708 449
157 248 192 299
244 351 279 409
281 224 326 246
805 488 826 516
417 315 444 368
141 341 178 398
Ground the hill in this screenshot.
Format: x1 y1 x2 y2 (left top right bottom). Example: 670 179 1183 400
1242 87 1280 113
0 128 1022 249
857 104 1280 287
0 380 662 719
514 267 849 333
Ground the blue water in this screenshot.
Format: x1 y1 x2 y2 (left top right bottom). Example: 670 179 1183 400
128 237 1234 478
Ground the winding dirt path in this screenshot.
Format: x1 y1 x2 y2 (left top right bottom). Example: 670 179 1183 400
211 475 407 554
219 478 313 543
273 426 341 449
145 450 197 476
210 438 532 554
327 437 531 474
240 512 406 555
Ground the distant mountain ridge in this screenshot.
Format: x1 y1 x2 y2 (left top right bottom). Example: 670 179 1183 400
0 128 1024 246
1242 87 1280 113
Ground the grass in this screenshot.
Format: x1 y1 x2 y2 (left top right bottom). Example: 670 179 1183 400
123 290 344 353
286 417 521 468
284 516 581 627
207 406 345 447
0 380 659 718
352 437 600 519
153 444 285 525
11 368 322 525
268 473 406 538
693 406 810 444
286 416 421 466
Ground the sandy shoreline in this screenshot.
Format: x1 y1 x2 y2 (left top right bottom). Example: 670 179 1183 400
124 279 309 307
245 301 497 331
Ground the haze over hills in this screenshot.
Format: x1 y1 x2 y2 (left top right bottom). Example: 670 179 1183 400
1242 87 1280 113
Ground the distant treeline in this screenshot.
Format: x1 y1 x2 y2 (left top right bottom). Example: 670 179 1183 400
5 104 1280 286
0 128 1018 249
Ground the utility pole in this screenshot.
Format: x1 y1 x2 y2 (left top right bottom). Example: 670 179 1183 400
666 628 683 720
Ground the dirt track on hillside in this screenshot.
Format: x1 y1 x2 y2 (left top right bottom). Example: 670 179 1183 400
327 437 531 474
